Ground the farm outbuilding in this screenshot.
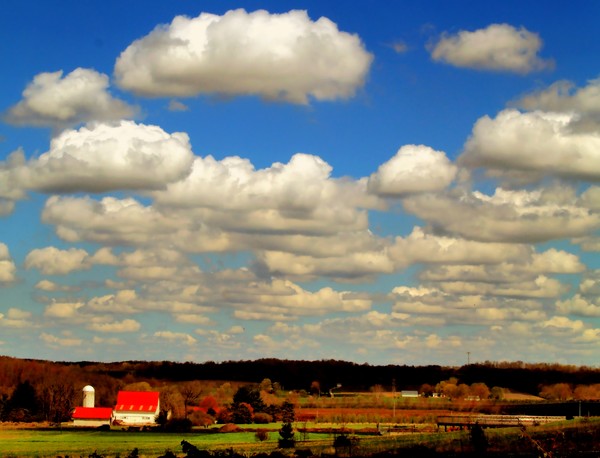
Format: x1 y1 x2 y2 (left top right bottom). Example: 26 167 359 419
112 391 160 426
401 390 419 397
71 385 113 427
72 406 113 427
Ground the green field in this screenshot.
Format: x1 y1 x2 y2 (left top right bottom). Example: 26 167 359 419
0 426 337 457
1 419 598 457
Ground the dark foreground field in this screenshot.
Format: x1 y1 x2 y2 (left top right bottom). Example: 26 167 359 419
1 418 599 458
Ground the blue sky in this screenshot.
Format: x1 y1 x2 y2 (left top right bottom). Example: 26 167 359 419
2 1 600 366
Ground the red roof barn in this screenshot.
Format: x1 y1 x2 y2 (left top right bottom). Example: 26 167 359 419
112 391 160 426
72 407 113 427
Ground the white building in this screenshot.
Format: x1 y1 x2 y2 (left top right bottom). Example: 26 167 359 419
112 391 160 426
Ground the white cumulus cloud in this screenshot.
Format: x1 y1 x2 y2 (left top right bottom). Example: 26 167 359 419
114 9 373 103
0 308 33 329
430 23 552 73
11 121 194 194
460 109 600 182
0 243 17 283
25 246 91 275
4 68 136 130
516 78 600 127
367 145 457 196
403 187 600 243
556 295 600 317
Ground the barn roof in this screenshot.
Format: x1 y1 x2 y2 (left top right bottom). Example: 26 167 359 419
115 391 160 413
72 406 113 420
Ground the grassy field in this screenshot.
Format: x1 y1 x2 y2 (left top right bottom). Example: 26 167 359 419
0 426 338 457
1 418 598 457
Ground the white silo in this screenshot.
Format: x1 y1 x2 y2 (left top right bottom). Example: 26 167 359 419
82 385 95 408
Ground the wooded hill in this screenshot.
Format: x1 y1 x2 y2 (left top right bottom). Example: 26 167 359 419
2 356 600 395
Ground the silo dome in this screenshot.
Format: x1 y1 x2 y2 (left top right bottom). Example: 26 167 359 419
82 385 95 408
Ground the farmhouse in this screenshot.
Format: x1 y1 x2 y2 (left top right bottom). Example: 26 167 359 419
112 390 160 426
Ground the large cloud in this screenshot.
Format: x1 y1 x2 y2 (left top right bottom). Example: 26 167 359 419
460 109 600 181
154 153 380 234
114 9 373 103
255 227 531 281
42 196 186 246
12 121 194 193
41 152 383 253
367 145 457 196
4 68 136 130
403 187 600 243
430 23 552 73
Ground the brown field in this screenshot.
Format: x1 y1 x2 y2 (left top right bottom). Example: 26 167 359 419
503 392 545 401
296 407 456 422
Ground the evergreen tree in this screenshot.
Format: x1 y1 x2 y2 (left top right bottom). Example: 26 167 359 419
278 422 295 448
280 401 295 423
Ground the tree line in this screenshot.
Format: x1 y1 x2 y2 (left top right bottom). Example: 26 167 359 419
2 355 600 423
52 357 600 393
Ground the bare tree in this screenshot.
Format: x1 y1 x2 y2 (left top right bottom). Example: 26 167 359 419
179 381 203 418
37 367 76 424
370 384 384 400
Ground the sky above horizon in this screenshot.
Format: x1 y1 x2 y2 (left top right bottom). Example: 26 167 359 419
2 1 600 367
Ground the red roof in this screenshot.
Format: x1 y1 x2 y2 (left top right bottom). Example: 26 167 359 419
115 391 160 413
72 407 113 420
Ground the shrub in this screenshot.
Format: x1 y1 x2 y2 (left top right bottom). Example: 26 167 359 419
254 412 273 424
189 410 215 428
255 429 269 441
333 433 360 455
164 417 192 432
219 423 239 433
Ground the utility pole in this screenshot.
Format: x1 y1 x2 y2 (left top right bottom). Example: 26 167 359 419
467 351 471 365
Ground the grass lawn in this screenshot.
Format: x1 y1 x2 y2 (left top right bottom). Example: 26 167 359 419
0 429 258 457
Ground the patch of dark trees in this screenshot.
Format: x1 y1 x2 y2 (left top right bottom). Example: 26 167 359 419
61 358 600 394
2 355 600 395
